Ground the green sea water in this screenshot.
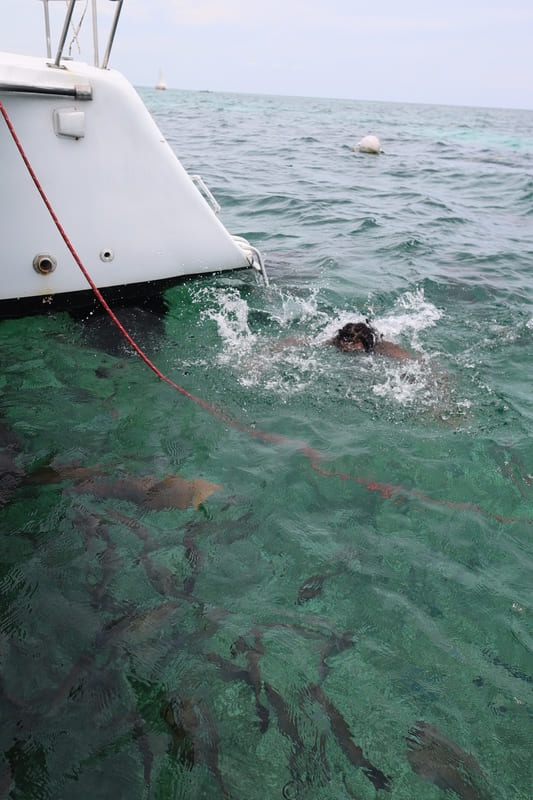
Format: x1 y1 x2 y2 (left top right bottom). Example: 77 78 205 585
1 91 532 799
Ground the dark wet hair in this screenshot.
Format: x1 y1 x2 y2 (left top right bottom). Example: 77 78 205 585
333 320 378 352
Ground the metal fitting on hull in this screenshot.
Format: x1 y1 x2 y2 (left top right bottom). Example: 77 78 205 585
33 253 57 275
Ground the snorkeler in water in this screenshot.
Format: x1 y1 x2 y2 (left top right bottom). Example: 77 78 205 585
329 320 414 360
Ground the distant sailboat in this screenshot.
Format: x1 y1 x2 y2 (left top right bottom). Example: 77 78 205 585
155 69 167 90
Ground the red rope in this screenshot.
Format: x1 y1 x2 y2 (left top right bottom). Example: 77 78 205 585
309 460 524 525
1 98 529 527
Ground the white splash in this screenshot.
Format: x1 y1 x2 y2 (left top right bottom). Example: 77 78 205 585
196 286 322 397
267 285 324 327
375 287 442 351
365 288 444 407
371 359 435 406
200 288 256 365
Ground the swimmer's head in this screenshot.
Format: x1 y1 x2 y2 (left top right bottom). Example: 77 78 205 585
332 321 378 352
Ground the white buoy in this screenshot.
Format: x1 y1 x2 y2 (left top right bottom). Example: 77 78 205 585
354 135 383 154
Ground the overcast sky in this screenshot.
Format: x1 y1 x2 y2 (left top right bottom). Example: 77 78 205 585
3 0 532 109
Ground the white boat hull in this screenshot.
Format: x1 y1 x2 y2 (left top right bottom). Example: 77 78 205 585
0 52 259 316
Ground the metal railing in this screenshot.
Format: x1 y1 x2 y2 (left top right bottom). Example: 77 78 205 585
190 175 222 216
40 0 124 69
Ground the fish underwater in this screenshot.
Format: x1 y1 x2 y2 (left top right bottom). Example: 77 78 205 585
23 463 222 510
406 721 493 800
308 683 391 792
73 473 222 510
164 694 230 798
0 421 26 507
297 574 325 605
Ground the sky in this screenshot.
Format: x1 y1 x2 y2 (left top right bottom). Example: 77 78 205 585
2 0 532 110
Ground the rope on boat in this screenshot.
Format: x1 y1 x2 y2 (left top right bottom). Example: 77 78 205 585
0 97 530 527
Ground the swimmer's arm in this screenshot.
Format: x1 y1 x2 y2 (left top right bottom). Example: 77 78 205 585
374 340 418 360
270 335 310 352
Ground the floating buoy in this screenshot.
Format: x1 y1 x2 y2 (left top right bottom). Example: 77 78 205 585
354 135 383 154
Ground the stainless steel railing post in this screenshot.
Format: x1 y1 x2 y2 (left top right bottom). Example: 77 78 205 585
101 0 124 69
53 0 77 67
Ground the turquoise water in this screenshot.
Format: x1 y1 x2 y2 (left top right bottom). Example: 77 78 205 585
1 91 532 799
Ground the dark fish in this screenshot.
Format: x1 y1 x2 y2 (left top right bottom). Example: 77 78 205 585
207 641 269 734
47 612 136 708
0 423 25 507
406 721 493 800
180 517 210 594
25 464 222 510
235 630 268 729
130 714 154 793
297 574 325 604
264 681 308 786
316 629 354 684
264 682 301 744
23 463 105 485
164 695 230 798
482 648 532 685
48 603 177 709
108 509 180 597
164 699 195 768
75 474 222 510
264 683 332 793
73 508 122 609
308 684 391 792
0 449 25 507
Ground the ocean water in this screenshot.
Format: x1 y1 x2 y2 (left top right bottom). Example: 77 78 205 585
1 90 533 800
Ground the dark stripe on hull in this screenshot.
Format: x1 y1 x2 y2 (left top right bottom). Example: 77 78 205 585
0 269 249 320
